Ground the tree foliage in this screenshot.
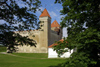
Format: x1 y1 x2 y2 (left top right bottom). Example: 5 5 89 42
0 0 41 30
0 0 41 52
53 38 68 57
54 0 100 67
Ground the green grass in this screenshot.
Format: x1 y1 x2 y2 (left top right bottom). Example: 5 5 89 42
0 53 66 67
12 53 48 58
0 46 6 52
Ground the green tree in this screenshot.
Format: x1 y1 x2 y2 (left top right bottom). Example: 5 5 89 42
0 0 41 53
53 0 100 67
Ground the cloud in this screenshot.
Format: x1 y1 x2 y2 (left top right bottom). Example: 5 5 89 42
39 7 44 11
56 9 60 12
0 20 6 25
16 0 28 8
51 4 53 6
63 27 68 37
36 7 45 15
49 11 57 18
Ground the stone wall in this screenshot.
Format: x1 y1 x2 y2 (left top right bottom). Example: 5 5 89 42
50 31 60 46
15 30 41 53
14 16 62 53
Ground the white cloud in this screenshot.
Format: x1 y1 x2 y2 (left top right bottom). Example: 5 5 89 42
39 7 44 11
16 0 28 8
63 27 68 37
0 20 6 25
58 15 65 21
51 4 53 6
56 9 60 12
49 11 57 18
36 7 45 15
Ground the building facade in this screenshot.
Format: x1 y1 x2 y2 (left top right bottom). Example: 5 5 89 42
15 8 62 53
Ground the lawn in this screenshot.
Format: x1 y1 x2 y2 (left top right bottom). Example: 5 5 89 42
0 46 6 52
0 53 66 67
12 53 48 59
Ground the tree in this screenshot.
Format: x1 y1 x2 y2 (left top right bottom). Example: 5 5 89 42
53 38 68 57
0 0 41 53
53 0 100 67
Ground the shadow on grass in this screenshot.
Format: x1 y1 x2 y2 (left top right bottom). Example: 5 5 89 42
49 63 64 67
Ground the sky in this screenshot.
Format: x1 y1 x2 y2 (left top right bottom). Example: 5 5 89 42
36 0 68 37
0 0 68 37
36 0 63 23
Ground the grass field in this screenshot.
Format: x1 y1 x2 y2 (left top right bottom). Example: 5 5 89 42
0 53 66 67
0 47 66 67
0 46 6 52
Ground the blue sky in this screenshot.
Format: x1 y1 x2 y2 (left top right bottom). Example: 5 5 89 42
0 0 68 37
36 0 63 23
36 0 67 37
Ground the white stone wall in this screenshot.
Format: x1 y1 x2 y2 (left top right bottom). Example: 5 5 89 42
48 48 73 58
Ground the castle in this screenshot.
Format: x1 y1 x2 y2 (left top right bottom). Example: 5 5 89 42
15 8 62 53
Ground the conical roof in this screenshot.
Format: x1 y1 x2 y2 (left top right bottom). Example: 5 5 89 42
39 8 51 18
51 20 60 27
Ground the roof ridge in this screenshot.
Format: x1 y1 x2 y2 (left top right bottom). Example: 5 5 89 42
39 8 51 18
48 39 64 48
51 20 60 27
